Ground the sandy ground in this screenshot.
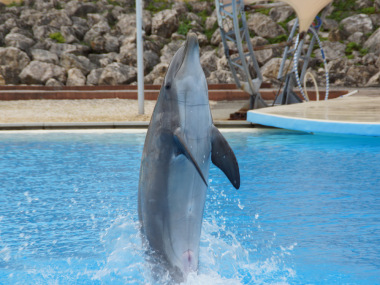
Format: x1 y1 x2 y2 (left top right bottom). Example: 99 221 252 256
0 99 245 124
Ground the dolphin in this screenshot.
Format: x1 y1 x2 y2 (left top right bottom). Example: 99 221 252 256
138 33 240 282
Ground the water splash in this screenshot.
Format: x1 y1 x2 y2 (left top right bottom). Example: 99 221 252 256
94 215 296 284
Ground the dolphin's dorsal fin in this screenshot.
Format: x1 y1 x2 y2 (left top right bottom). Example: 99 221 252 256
211 126 240 189
173 128 208 187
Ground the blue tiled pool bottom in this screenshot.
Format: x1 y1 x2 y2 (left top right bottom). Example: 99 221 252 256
0 130 379 284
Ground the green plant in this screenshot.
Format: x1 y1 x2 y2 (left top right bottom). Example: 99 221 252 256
145 0 171 13
255 8 270 16
345 42 368 58
49 32 65 44
267 34 288 44
107 0 120 6
6 0 24 7
184 0 193 12
359 7 376 14
178 21 192 35
328 0 356 22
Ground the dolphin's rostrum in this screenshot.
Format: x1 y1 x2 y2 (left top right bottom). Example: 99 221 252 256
138 33 240 282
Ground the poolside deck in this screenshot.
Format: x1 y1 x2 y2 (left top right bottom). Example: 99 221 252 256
247 89 380 136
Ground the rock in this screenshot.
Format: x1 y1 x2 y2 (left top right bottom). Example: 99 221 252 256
67 68 86 86
0 74 5 85
326 58 349 77
84 20 111 50
189 1 212 14
89 52 118 67
172 2 188 14
144 35 166 55
49 42 90 56
66 1 99 17
247 13 286 38
347 32 365 45
210 29 221 46
71 17 90 40
5 33 35 52
111 5 125 20
200 50 219 77
171 32 186 41
355 0 373 9
60 53 94 75
216 54 230 72
116 14 136 36
60 26 79 44
143 50 160 74
345 65 373 86
160 40 185 64
86 68 103 85
341 14 373 35
19 60 66 85
370 14 380 27
151 9 179 38
251 37 273 65
322 19 338 31
328 28 345 42
217 41 234 58
198 33 209 46
364 28 380 54
286 18 297 32
33 0 55 11
98 62 137 85
269 6 294 23
375 0 380 9
49 10 73 29
376 57 380 69
207 70 236 84
261 58 291 80
117 42 136 65
31 49 59 65
315 41 346 61
45 78 63 87
87 14 107 27
32 25 58 40
366 71 380 86
0 13 17 27
205 16 217 31
144 63 168 84
19 9 43 27
143 10 152 33
362 53 378 66
0 47 30 84
105 34 120 53
5 18 21 31
186 12 203 26
9 27 32 39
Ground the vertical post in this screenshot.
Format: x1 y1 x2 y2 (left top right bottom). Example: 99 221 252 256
136 0 144 114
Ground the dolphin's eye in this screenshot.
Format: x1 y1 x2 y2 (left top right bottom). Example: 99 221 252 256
165 82 171 89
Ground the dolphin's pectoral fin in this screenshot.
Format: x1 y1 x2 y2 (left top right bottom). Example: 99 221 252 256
211 126 240 189
173 129 208 187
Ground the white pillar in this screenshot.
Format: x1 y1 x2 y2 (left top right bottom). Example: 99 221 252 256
136 0 144 115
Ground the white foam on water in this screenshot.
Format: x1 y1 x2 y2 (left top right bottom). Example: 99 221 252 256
95 215 296 284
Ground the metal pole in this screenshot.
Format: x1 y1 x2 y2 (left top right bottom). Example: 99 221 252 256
136 0 144 114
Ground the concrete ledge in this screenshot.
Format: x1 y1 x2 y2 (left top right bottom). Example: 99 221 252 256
247 112 380 136
0 120 252 130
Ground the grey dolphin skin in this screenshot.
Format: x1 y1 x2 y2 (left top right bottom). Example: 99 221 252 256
138 33 240 283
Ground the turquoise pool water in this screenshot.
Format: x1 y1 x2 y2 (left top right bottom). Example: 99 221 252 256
0 129 379 284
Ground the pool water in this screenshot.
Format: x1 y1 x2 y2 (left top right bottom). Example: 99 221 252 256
0 129 379 284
